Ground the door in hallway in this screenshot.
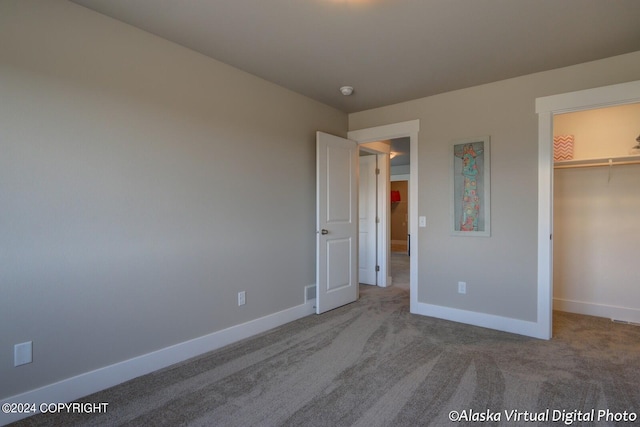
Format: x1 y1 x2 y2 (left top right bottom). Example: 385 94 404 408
359 154 377 285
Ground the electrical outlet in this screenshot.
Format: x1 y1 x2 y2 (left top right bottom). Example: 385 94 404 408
458 281 467 294
238 291 246 306
14 341 33 367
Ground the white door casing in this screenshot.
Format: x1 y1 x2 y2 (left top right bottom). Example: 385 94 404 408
536 79 640 339
359 155 377 285
348 120 419 307
316 132 359 314
357 141 390 287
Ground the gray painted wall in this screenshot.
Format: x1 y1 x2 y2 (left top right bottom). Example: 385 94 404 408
3 0 640 404
350 51 640 323
0 0 346 398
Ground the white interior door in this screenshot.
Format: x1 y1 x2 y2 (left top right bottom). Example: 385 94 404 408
359 154 377 285
316 131 358 314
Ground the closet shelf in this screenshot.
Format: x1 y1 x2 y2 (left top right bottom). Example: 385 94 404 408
554 154 640 169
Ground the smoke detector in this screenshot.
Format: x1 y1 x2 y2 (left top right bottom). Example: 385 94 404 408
339 86 354 96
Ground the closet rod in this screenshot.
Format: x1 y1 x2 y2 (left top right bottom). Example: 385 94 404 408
554 160 640 169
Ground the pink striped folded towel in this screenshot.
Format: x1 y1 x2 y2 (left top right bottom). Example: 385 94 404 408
554 135 574 161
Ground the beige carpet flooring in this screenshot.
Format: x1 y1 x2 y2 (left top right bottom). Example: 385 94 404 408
390 251 409 290
13 285 640 426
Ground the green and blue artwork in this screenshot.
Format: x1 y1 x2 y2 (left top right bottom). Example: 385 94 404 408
453 139 489 234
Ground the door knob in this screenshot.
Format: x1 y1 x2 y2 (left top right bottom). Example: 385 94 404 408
321 229 329 235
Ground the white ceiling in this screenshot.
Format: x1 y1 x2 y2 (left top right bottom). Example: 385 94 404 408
70 0 640 113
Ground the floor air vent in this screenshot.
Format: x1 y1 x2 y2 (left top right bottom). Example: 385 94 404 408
305 285 316 302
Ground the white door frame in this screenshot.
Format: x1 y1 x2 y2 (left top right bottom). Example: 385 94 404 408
358 143 390 287
358 153 378 286
536 80 640 339
348 120 419 312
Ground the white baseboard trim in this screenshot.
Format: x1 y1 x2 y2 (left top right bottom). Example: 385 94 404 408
0 301 315 426
412 301 547 339
391 240 408 245
554 298 640 323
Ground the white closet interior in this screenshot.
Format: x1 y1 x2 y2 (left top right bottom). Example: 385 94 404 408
553 103 640 323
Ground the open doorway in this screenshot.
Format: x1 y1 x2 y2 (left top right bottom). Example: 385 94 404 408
536 80 640 339
390 137 410 291
358 137 411 289
349 120 420 312
552 103 640 323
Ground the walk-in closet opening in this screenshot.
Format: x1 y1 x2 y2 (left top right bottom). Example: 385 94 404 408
552 103 640 324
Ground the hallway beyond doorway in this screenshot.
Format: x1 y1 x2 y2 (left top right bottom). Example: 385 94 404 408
390 251 409 290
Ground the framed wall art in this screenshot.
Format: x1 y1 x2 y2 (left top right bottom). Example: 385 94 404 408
450 136 491 237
